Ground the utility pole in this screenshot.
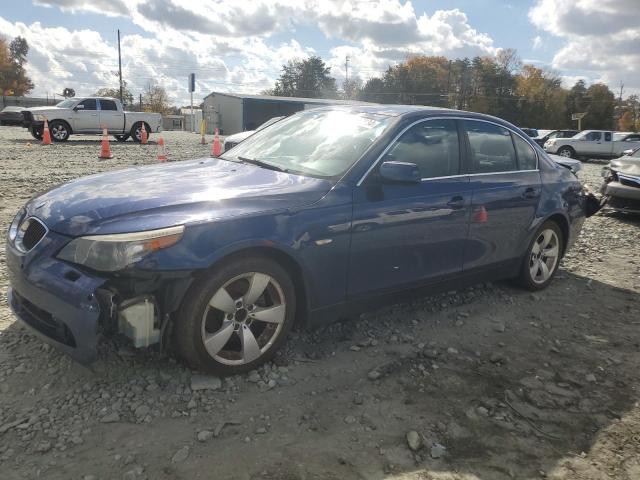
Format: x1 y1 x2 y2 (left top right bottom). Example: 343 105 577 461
619 82 624 102
117 29 123 104
446 59 452 107
344 55 350 98
139 93 142 112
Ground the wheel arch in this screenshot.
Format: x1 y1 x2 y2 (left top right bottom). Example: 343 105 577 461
194 245 310 326
543 212 570 257
49 118 73 134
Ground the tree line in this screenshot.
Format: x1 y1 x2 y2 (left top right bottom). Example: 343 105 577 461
266 53 639 132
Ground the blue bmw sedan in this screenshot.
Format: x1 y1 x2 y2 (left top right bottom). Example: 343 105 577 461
6 106 587 374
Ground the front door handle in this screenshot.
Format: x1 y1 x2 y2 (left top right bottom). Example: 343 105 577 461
446 196 465 209
522 187 539 199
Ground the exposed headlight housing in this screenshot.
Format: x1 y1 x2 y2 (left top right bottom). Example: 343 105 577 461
8 209 25 243
57 225 184 272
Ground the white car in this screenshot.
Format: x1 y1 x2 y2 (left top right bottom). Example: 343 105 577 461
544 130 640 159
21 97 162 142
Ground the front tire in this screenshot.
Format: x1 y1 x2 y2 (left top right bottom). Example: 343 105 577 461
518 221 563 290
29 125 43 140
174 255 296 375
557 146 575 158
49 120 70 142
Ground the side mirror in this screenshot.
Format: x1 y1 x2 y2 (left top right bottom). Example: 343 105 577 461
73 105 84 111
379 161 421 183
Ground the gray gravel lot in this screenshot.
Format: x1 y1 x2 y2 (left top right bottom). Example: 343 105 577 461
0 126 639 480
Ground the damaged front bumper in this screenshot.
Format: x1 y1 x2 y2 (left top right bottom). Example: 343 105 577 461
6 230 193 364
603 180 640 213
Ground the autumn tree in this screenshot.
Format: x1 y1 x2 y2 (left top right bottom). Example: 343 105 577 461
618 110 635 131
516 65 567 128
0 36 34 96
142 82 172 114
272 56 338 99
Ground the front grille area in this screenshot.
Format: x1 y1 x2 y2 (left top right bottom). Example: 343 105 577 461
21 218 47 251
22 110 34 123
12 290 76 347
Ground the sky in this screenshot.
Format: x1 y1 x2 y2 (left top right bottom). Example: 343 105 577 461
1 0 639 105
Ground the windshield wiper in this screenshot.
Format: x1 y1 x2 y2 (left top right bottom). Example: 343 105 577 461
237 156 288 173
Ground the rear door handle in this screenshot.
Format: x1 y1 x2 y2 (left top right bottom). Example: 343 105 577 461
522 187 539 199
446 196 465 209
91 113 98 116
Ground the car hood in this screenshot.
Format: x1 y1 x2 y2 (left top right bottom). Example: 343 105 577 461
610 158 640 177
548 154 582 173
224 130 254 144
25 158 333 236
24 106 63 113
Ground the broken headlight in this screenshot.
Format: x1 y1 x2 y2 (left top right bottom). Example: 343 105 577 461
57 225 184 272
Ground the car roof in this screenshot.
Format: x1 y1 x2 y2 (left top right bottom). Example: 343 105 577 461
313 104 522 126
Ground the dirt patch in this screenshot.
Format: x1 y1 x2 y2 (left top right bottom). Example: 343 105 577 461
0 126 639 479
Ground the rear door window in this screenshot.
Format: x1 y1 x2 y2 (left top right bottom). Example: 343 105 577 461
99 99 118 111
384 119 460 179
604 132 612 141
463 120 517 173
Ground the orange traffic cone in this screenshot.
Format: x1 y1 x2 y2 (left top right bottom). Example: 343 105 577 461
473 205 488 223
157 137 167 162
98 127 113 159
211 128 221 157
140 124 148 145
42 118 52 145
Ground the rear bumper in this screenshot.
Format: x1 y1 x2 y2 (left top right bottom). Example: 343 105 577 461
6 238 107 363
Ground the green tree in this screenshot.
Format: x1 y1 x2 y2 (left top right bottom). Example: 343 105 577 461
516 65 566 128
583 83 615 130
272 56 338 99
94 81 134 106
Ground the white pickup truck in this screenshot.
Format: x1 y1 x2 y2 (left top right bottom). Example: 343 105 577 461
544 130 640 159
21 97 162 142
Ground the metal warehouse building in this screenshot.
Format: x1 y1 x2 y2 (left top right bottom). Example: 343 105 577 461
202 92 372 135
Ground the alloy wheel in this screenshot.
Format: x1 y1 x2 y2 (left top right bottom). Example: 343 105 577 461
529 229 560 284
51 124 68 140
200 272 286 365
559 149 572 158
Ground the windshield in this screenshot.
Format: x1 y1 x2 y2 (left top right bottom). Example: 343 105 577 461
221 109 392 178
632 148 640 158
56 99 76 108
537 129 553 138
256 116 285 131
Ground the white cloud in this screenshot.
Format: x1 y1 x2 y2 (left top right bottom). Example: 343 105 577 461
1 1 501 104
532 35 542 50
529 0 640 93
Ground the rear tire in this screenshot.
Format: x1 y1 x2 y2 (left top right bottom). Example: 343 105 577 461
174 255 296 375
130 122 150 142
517 221 563 291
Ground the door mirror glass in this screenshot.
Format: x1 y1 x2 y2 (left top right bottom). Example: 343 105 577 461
379 161 421 183
73 104 84 111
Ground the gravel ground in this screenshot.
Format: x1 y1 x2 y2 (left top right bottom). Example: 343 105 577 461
0 125 639 480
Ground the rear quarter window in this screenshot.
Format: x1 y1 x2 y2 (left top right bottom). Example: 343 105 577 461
513 134 537 170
